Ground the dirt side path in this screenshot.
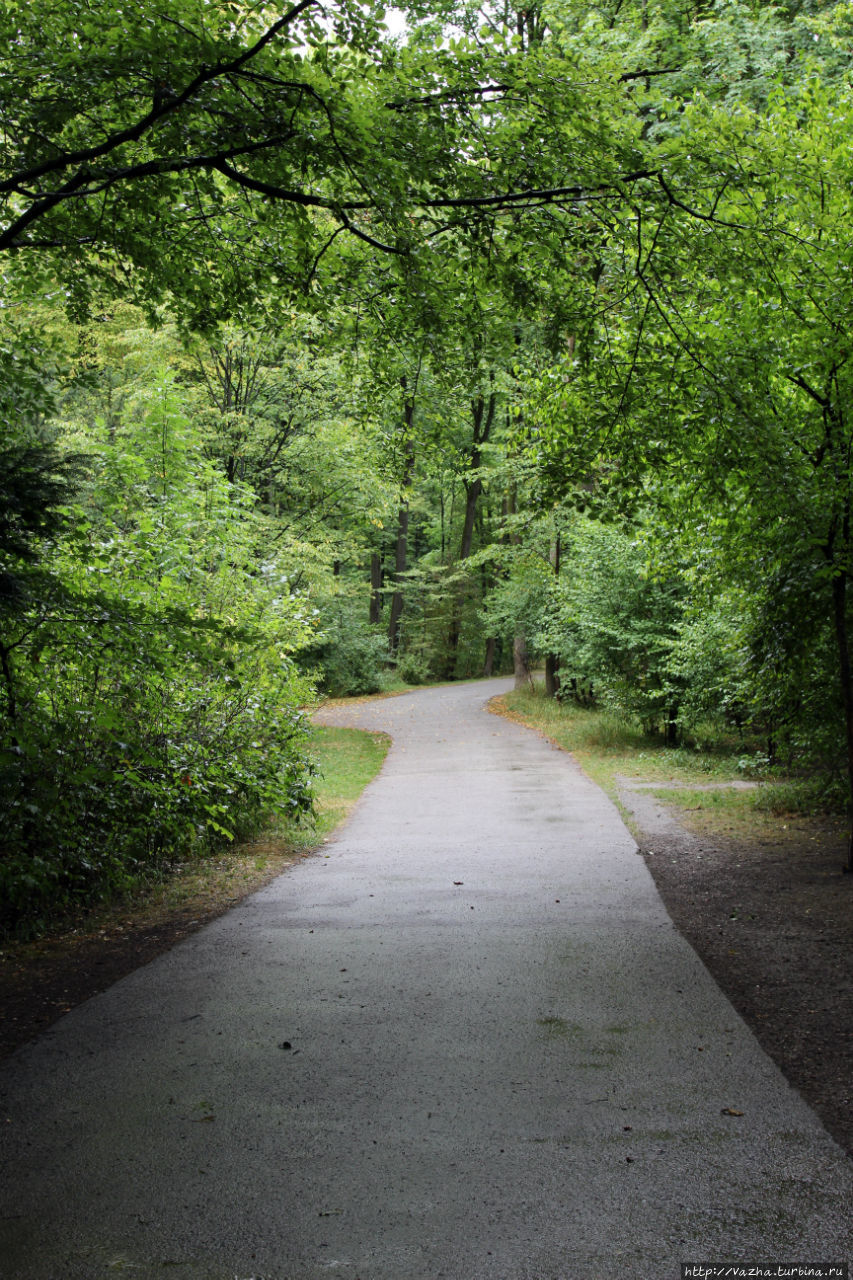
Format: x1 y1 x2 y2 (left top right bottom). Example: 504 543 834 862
618 780 853 1158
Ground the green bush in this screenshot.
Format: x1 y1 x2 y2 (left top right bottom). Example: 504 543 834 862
395 642 434 686
307 613 389 697
0 605 314 937
0 381 318 937
532 519 685 737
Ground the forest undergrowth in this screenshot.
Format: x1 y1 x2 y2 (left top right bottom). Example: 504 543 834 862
0 723 390 1058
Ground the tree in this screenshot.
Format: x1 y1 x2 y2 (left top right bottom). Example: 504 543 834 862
529 69 853 859
0 0 661 330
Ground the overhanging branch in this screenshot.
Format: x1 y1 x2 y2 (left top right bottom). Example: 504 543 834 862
0 0 319 197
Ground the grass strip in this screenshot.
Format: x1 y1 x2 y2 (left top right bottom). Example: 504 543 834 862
498 687 751 788
298 725 391 848
495 685 786 844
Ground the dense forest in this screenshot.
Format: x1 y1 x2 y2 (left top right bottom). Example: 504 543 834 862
2 0 853 934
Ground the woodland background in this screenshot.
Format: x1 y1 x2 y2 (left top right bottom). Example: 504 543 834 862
3 0 853 935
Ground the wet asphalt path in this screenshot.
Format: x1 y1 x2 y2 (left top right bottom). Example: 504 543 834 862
0 678 850 1279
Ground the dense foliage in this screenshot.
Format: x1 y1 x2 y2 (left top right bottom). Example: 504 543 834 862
4 0 853 933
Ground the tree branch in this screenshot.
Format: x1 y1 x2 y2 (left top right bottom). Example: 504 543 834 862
784 372 830 409
0 0 319 195
656 172 749 231
210 159 340 210
619 67 681 82
420 172 656 211
385 83 513 110
0 136 299 250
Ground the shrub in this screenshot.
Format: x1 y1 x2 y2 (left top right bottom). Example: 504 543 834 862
306 612 389 697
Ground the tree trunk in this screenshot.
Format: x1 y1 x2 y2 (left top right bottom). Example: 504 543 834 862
443 384 495 678
503 481 531 695
443 610 461 680
0 642 17 726
388 385 416 656
832 569 853 873
514 633 533 691
442 479 481 680
388 499 410 655
369 552 382 626
544 532 561 698
483 636 497 677
458 474 482 564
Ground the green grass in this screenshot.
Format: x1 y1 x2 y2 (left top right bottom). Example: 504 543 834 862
296 725 391 846
494 685 807 845
648 786 745 810
499 686 754 796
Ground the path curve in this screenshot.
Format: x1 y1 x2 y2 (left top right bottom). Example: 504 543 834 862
0 678 850 1279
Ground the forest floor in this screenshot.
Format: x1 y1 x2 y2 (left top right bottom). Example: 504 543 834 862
1 701 851 1166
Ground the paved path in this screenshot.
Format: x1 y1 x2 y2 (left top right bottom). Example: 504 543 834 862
1 679 850 1280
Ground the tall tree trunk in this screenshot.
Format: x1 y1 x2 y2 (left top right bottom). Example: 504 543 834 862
825 460 853 874
388 383 416 656
369 552 382 626
832 568 853 873
388 479 411 655
0 642 17 727
502 472 531 692
458 474 483 564
514 633 533 690
544 532 561 698
443 475 482 679
443 382 495 679
483 636 497 677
